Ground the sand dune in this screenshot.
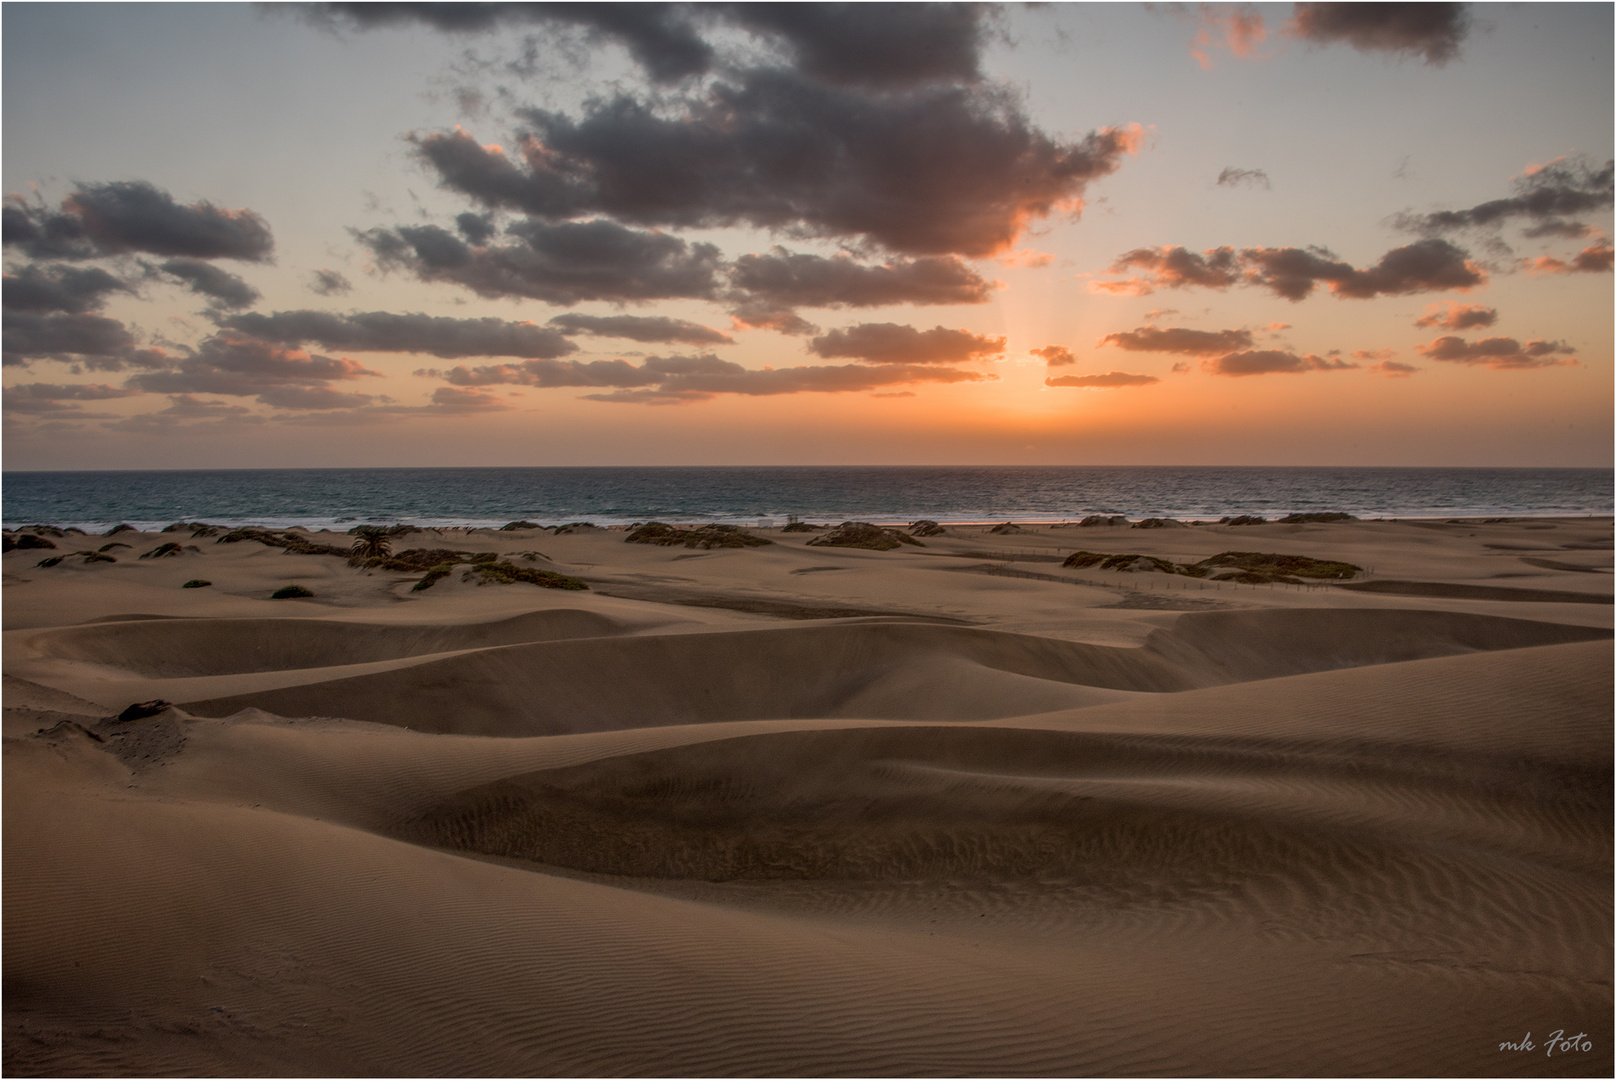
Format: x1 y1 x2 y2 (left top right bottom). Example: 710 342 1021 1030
5 518 1611 1075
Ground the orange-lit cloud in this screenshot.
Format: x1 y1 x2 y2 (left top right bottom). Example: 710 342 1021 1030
1203 350 1357 377
1524 240 1614 275
1046 371 1159 389
1368 360 1418 378
1030 345 1076 367
1190 6 1269 70
1414 302 1498 330
808 323 1005 365
1101 325 1254 355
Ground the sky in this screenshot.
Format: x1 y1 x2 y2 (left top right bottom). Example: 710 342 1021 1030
3 1 1612 469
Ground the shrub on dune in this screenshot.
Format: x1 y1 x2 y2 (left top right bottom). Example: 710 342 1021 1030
806 522 924 551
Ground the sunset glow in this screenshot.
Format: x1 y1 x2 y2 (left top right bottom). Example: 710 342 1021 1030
3 3 1611 468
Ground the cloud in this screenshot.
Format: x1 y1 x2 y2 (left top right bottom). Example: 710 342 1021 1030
1203 350 1358 376
307 3 994 89
1287 2 1470 64
310 269 353 296
1045 371 1159 389
2 311 145 369
1100 238 1484 299
3 181 273 261
1415 335 1577 369
728 249 994 332
222 310 578 359
1415 302 1497 330
422 386 511 413
1369 360 1418 378
1030 345 1076 367
157 258 260 310
1394 158 1613 236
1525 240 1614 275
806 323 1005 365
1095 245 1239 294
2 381 141 416
355 219 722 304
1241 239 1483 300
413 72 1142 257
1100 326 1254 355
1216 167 1271 190
546 312 733 345
431 351 994 404
1 264 129 313
307 1 715 83
1189 7 1269 69
126 332 383 406
108 394 262 432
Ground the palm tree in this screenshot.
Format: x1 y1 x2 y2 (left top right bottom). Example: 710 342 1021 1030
350 526 393 563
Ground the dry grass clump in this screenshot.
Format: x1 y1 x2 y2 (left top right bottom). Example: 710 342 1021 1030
807 522 924 551
1196 551 1361 581
499 521 543 531
988 522 1026 535
3 533 56 552
161 522 220 536
1062 548 1358 582
37 550 118 567
464 560 588 590
139 543 188 559
1132 518 1187 529
103 524 138 536
908 520 946 537
217 528 350 558
271 584 314 599
625 522 772 549
1221 515 1267 526
1077 514 1128 527
182 579 211 589
1280 512 1356 523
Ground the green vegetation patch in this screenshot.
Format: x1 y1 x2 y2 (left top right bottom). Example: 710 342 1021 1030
182 579 212 589
626 522 772 549
271 584 315 599
1220 515 1267 526
411 564 457 592
218 528 349 558
2 533 55 552
140 543 186 559
1195 551 1361 580
1279 512 1356 524
467 560 588 590
806 522 924 551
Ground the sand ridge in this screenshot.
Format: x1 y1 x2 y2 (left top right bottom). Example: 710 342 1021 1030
5 518 1612 1075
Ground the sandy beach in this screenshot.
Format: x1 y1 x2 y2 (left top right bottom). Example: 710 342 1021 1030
4 514 1611 1076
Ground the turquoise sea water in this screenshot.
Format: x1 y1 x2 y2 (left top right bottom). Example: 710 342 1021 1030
3 466 1610 532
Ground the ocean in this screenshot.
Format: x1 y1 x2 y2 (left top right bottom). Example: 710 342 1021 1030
2 466 1610 533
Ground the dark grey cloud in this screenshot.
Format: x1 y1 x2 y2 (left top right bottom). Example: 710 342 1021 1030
546 312 733 345
158 258 260 310
308 2 715 83
356 219 722 303
223 310 578 359
310 269 353 296
1 264 129 313
1416 335 1577 369
3 311 140 368
1216 167 1270 190
127 332 382 406
728 249 993 332
1395 158 1614 236
3 182 273 261
1097 246 1240 293
413 69 1139 256
726 4 989 87
1102 238 1484 300
2 381 141 416
1100 326 1255 355
807 322 1004 364
1204 349 1358 376
1288 2 1470 65
306 3 992 88
1414 302 1496 330
1045 371 1159 389
430 350 993 404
